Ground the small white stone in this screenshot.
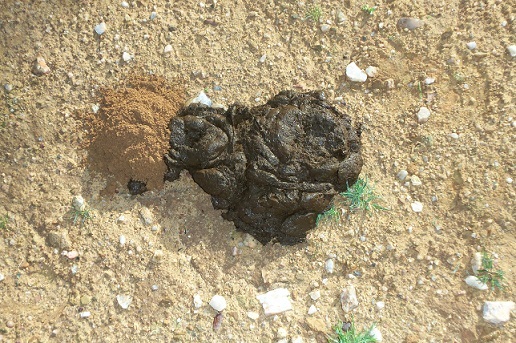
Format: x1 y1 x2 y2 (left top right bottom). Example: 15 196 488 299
340 285 359 312
320 24 330 32
92 104 100 113
139 207 153 225
247 311 259 320
411 201 423 213
325 259 334 273
369 327 383 341
0 273 4 282
449 132 459 139
483 301 515 325
291 337 304 343
188 90 212 107
66 251 79 259
163 44 173 54
424 77 435 85
151 285 159 291
507 45 516 57
193 294 203 308
256 288 293 316
506 177 513 184
465 275 488 290
365 66 378 78
397 170 408 181
410 175 422 186
4 84 13 92
346 62 367 82
94 22 106 35
119 235 126 246
416 107 431 124
121 1 129 8
471 252 482 274
307 305 317 315
277 327 288 339
122 52 132 62
466 41 477 50
116 294 132 309
376 301 385 310
259 54 267 63
150 12 157 20
209 295 227 312
79 311 91 318
72 195 86 211
309 290 321 301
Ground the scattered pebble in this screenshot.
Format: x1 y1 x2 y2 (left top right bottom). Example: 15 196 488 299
94 22 107 35
79 311 91 318
66 250 79 259
507 177 513 184
151 285 159 291
308 305 317 315
150 12 157 20
336 10 346 24
139 207 154 225
209 295 227 312
212 312 223 332
449 132 459 139
121 1 129 8
193 294 203 308
466 41 477 50
416 107 431 124
259 54 267 63
320 24 330 32
72 195 86 211
397 17 424 30
47 230 71 249
292 336 304 343
365 66 378 78
369 327 383 341
482 301 515 325
4 84 13 92
122 52 132 62
397 170 408 181
0 273 4 282
256 288 293 316
277 327 288 338
32 56 51 75
309 290 321 301
340 285 359 312
325 259 334 273
411 201 423 213
116 294 132 309
425 77 435 85
464 276 488 290
152 249 164 263
247 311 259 320
6 320 14 328
376 301 385 310
119 235 126 247
163 44 173 54
507 45 516 57
346 62 367 82
410 175 422 186
471 252 482 274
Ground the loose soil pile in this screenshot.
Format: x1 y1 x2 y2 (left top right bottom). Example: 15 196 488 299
84 75 184 193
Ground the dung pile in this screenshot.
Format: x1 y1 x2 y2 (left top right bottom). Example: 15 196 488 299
165 90 363 245
84 75 184 194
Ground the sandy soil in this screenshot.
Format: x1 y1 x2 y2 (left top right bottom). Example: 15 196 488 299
0 0 514 342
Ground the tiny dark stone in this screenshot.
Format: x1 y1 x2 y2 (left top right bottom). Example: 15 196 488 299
127 179 147 195
165 90 363 245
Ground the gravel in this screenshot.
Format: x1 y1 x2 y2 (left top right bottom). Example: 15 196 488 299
397 170 408 181
94 22 106 35
346 62 367 82
416 107 431 124
209 295 227 312
411 201 423 213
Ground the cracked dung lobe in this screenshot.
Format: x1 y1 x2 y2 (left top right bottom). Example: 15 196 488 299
165 91 363 245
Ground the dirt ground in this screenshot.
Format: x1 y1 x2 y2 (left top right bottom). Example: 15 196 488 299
0 0 514 342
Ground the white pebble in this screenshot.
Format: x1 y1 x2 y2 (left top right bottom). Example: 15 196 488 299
325 259 334 273
320 24 330 32
483 301 515 325
465 275 488 290
471 252 482 274
416 107 431 124
307 305 317 315
193 294 203 308
256 288 293 316
189 90 212 107
376 301 385 310
122 52 132 62
0 273 4 282
4 84 13 92
291 337 304 343
277 327 288 339
411 201 423 213
116 294 132 309
151 285 159 291
163 44 173 54
506 177 513 184
410 175 422 186
424 77 435 85
209 295 227 312
119 235 126 246
66 251 79 259
340 285 359 312
309 290 321 301
346 62 367 82
121 1 129 8
79 311 91 318
507 45 516 57
449 132 459 139
397 170 408 181
259 54 267 63
466 41 477 50
247 311 259 320
150 12 157 20
72 195 86 211
365 66 378 78
369 327 383 342
94 22 107 35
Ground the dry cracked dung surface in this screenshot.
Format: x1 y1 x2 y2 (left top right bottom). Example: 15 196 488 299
0 0 514 342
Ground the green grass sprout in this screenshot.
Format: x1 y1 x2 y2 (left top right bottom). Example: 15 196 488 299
361 5 377 15
316 205 340 225
328 319 378 343
305 5 322 22
341 178 387 213
477 251 506 291
0 213 9 230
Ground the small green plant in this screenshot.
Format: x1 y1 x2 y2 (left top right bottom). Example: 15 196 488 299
316 205 340 225
0 213 8 230
328 319 378 343
305 5 322 22
361 5 377 15
477 251 505 291
70 206 92 226
417 81 423 100
341 178 387 213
